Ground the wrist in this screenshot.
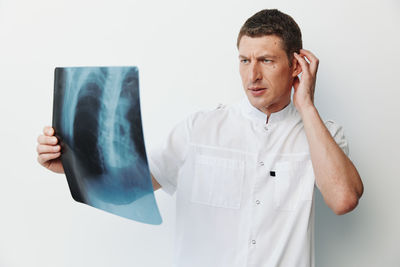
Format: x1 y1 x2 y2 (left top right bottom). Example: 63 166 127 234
297 102 317 118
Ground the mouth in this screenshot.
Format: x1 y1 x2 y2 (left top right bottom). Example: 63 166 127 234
248 87 266 91
248 87 267 96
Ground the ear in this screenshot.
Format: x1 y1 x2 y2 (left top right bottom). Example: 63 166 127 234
291 56 302 78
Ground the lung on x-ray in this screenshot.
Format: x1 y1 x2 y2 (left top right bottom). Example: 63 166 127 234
52 66 162 225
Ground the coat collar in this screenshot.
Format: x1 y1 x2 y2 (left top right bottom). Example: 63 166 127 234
240 96 294 125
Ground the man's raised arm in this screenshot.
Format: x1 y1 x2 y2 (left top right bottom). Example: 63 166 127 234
292 49 364 215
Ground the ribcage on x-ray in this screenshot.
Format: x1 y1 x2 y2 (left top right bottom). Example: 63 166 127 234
53 66 162 224
59 67 148 204
74 76 106 176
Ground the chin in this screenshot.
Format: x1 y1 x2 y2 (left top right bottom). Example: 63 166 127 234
247 95 271 110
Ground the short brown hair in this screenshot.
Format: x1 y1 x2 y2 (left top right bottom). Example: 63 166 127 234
237 9 302 66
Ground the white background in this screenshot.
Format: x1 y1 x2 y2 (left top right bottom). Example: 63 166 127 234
0 0 399 266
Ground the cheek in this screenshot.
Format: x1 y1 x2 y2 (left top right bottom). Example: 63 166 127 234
270 67 291 84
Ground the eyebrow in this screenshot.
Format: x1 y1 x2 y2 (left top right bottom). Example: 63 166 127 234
238 54 278 59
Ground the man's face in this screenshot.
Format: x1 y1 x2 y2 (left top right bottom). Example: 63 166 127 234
238 35 299 115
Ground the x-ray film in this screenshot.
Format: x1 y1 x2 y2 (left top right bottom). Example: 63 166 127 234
52 66 162 225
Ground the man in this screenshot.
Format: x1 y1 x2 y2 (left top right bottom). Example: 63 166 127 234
37 9 363 267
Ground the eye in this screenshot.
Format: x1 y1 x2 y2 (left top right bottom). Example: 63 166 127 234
263 59 272 63
240 59 249 64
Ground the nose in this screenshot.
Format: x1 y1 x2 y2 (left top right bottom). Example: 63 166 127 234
249 62 262 83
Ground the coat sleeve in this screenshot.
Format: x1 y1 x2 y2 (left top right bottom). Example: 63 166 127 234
147 115 193 196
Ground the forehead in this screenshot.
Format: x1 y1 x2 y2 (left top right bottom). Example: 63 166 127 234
238 35 286 58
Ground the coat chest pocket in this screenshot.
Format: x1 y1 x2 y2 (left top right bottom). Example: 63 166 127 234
272 159 314 211
191 154 245 209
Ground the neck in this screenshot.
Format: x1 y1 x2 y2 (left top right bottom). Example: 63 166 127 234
261 99 291 119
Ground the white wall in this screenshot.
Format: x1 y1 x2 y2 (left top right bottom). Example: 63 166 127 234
0 0 398 266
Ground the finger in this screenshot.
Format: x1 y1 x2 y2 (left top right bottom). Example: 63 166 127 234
37 135 58 145
299 49 318 61
37 144 61 154
299 49 319 75
43 126 55 136
294 52 311 76
37 152 61 165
